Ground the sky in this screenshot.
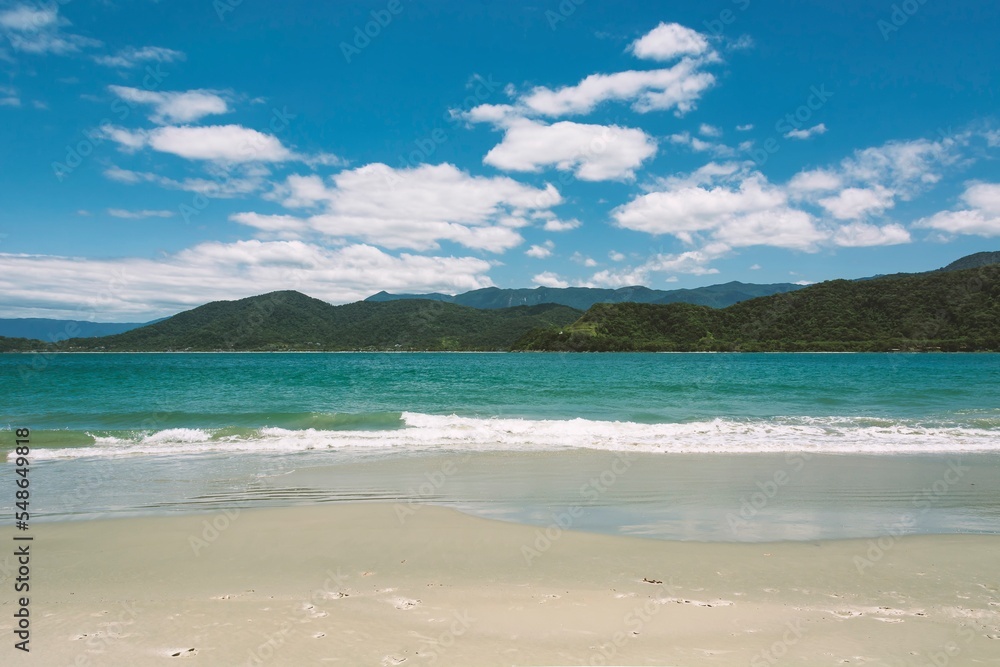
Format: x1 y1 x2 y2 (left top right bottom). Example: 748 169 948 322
0 0 998 321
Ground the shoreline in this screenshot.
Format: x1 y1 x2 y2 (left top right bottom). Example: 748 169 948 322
2 503 998 665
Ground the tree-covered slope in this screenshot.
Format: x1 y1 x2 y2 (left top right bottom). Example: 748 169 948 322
513 265 1000 352
54 292 583 351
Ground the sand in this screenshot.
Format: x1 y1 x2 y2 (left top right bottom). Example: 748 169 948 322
1 503 999 666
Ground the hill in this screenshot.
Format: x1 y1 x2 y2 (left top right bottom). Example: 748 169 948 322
512 265 1000 352
366 281 804 310
939 251 1000 272
49 291 583 352
0 318 155 341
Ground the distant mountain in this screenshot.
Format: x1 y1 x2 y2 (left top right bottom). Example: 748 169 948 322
0 318 157 341
513 265 1000 353
939 251 1000 272
366 281 805 311
43 291 582 352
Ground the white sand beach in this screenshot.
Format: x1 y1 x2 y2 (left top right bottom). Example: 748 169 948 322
2 503 998 665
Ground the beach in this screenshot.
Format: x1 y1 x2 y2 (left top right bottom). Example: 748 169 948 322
2 503 999 665
3 352 1000 664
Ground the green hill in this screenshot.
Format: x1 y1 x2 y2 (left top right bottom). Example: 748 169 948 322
939 251 1000 272
51 292 583 352
512 265 1000 352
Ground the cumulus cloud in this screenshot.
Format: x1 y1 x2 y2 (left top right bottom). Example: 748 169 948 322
525 240 554 259
916 182 1000 237
241 163 562 252
832 223 911 247
102 124 296 163
628 22 711 61
818 186 895 220
787 169 842 196
699 124 722 138
784 123 827 140
614 175 825 250
108 86 229 124
532 271 569 288
837 136 961 198
482 119 657 181
519 59 716 117
539 214 581 232
0 241 495 319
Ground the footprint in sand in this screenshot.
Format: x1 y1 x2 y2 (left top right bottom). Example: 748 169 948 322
170 648 198 658
302 604 329 618
314 632 326 639
393 598 420 610
381 656 407 665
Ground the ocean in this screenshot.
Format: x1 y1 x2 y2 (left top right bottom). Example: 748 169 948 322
3 352 999 541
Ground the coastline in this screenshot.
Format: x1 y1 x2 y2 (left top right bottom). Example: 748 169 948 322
2 503 998 665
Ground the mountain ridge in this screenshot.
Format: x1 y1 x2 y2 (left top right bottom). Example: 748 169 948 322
365 281 805 310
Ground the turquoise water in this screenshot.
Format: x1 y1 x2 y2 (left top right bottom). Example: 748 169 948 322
2 352 999 539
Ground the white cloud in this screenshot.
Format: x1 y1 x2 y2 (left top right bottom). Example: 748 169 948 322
838 137 960 198
784 123 827 140
645 249 723 275
105 164 270 199
614 175 824 250
570 252 597 267
533 271 569 288
699 123 722 138
260 162 561 252
0 5 56 31
519 60 717 117
714 208 825 250
736 124 754 131
0 241 496 319
108 86 229 124
915 182 1000 237
0 4 100 54
749 264 761 270
608 251 626 262
628 22 711 61
483 119 657 181
459 103 520 126
525 241 554 259
653 161 744 189
95 46 184 68
584 267 650 288
787 169 842 196
668 132 734 157
818 186 895 220
962 182 1000 214
107 209 175 219
230 212 311 240
103 124 296 163
540 216 581 232
832 223 911 247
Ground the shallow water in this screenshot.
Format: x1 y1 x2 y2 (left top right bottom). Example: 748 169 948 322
3 352 999 541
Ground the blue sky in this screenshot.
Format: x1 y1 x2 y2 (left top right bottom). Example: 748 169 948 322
0 0 998 320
